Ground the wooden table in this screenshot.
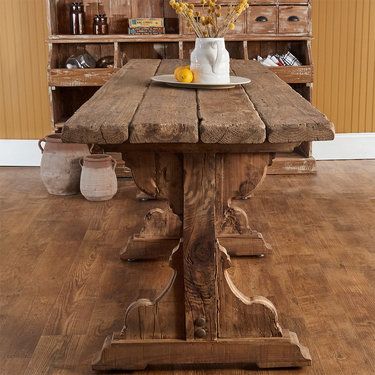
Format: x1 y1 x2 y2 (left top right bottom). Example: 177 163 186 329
63 59 334 371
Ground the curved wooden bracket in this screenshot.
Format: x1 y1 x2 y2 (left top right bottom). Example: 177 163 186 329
123 151 183 216
216 153 273 256
217 242 282 338
120 241 185 340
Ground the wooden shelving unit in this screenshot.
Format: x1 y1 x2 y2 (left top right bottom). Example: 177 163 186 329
46 0 316 174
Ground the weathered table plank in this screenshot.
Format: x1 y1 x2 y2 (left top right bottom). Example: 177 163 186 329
63 59 333 145
130 60 199 143
62 59 161 144
231 60 335 143
198 84 266 144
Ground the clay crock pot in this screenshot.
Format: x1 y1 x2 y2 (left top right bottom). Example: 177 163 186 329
39 133 91 195
80 154 118 202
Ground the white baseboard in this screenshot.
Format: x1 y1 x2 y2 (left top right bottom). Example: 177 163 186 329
0 134 374 166
312 133 375 160
0 140 41 166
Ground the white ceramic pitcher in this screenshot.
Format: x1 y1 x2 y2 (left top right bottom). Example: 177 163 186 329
190 38 230 84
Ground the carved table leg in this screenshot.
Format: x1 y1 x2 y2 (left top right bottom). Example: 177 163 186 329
93 152 311 371
122 152 272 261
121 152 183 260
216 153 272 256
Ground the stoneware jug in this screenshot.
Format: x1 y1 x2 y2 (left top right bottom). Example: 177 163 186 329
80 154 117 202
190 38 230 84
39 134 90 195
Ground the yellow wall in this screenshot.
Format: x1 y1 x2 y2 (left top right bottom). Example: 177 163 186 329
0 0 50 139
312 0 375 133
0 0 374 139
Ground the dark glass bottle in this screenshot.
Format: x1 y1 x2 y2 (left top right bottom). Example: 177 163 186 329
93 14 109 35
70 2 85 35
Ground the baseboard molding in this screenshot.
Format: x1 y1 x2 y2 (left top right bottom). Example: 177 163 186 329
0 140 41 166
0 134 374 166
312 133 375 160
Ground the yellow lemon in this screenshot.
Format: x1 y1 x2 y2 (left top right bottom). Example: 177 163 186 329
175 67 194 83
174 65 190 80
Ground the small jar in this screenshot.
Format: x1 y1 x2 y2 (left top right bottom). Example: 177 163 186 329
70 2 85 35
93 13 109 35
80 154 117 201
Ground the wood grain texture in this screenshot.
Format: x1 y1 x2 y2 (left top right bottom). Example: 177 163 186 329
123 151 183 215
119 241 186 341
217 244 283 338
183 154 218 340
231 60 335 143
129 59 199 144
1 162 375 373
93 333 311 370
62 59 161 144
49 68 118 87
121 208 181 261
215 153 272 256
198 85 266 144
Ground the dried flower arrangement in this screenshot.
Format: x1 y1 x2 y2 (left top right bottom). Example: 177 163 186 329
169 0 250 38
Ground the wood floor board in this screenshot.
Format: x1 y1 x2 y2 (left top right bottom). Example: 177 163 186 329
0 163 374 374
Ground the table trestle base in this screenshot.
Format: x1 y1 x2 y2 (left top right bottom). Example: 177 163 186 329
93 332 311 371
95 152 311 371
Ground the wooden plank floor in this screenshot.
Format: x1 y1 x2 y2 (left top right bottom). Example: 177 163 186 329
0 161 374 375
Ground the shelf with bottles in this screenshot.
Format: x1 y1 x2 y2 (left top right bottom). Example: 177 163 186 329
47 0 179 36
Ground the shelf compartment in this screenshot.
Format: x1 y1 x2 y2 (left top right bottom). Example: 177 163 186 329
49 68 118 87
118 42 179 61
269 65 313 84
50 43 115 69
49 86 100 129
247 40 312 83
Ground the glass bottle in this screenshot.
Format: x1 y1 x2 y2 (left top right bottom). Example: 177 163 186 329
93 14 109 35
70 2 85 35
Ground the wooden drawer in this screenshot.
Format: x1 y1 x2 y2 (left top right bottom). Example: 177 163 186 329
247 6 277 34
251 0 277 4
280 0 309 4
181 6 246 35
278 6 310 35
228 11 246 34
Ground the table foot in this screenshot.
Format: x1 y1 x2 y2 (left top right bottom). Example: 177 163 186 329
92 332 311 371
136 190 156 201
120 207 181 261
217 205 271 256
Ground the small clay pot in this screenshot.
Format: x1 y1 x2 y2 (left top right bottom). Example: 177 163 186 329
80 154 118 201
39 134 91 195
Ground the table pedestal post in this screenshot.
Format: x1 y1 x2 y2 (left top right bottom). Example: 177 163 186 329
121 152 271 261
93 152 311 371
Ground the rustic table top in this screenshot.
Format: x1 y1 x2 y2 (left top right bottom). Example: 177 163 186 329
62 59 335 146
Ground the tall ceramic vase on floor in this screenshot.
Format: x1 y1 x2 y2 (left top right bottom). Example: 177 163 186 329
39 134 91 195
190 38 230 84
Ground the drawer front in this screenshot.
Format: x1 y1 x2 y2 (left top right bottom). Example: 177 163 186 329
251 0 277 4
247 6 277 34
278 6 310 34
181 6 246 35
280 0 309 4
228 11 246 34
